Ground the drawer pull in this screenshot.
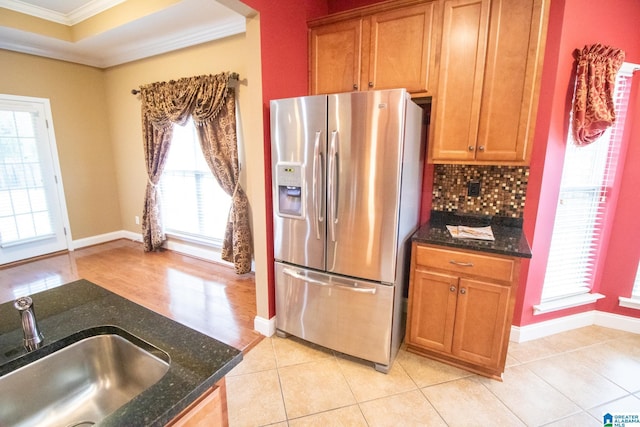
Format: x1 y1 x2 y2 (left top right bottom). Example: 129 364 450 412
449 260 474 267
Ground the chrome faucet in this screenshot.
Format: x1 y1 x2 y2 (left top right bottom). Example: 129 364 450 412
14 296 44 351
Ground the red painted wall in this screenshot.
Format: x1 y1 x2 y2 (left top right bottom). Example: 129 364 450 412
244 0 640 324
514 0 640 326
239 0 382 317
240 0 328 317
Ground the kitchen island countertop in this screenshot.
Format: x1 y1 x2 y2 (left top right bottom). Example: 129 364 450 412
0 279 242 427
412 212 532 258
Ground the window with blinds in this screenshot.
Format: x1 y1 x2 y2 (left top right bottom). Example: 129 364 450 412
159 118 231 245
541 65 634 302
633 262 640 299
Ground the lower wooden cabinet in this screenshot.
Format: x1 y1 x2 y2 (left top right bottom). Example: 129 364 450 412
406 243 520 380
167 378 228 427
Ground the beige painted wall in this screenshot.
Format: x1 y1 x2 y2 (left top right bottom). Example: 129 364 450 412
103 34 248 233
0 49 122 240
1 14 269 322
103 27 269 320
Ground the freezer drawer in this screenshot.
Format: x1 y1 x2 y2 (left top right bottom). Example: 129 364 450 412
275 262 394 366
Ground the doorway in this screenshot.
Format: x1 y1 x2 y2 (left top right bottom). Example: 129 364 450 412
0 94 72 265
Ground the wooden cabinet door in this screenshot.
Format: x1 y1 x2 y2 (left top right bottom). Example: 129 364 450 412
452 278 510 369
475 0 547 163
365 2 437 94
168 379 227 426
309 19 362 94
407 268 459 353
430 0 490 162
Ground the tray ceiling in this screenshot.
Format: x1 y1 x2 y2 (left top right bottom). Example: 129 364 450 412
0 0 246 68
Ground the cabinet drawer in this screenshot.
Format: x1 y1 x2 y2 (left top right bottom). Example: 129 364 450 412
415 245 515 282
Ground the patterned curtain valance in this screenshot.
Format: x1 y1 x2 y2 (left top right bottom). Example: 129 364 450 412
571 44 625 146
138 71 253 275
139 73 232 129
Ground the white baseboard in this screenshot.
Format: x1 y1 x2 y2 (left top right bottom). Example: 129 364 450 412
72 230 139 249
593 311 640 334
254 315 276 337
511 310 640 342
163 238 232 267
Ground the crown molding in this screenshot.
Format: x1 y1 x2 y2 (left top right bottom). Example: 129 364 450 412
102 16 245 68
0 16 245 68
0 0 125 25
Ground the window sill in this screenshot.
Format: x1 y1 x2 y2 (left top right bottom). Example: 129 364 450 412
533 293 605 315
618 297 640 310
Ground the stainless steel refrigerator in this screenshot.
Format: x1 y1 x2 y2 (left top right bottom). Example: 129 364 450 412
270 88 423 372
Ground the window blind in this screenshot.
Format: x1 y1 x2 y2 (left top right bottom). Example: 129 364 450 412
159 118 231 245
633 262 640 299
541 67 633 302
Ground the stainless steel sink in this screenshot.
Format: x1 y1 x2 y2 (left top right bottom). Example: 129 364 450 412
0 331 170 427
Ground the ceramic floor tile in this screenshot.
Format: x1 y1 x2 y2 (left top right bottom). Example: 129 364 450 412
421 377 525 426
507 337 565 363
504 352 522 368
541 411 601 427
479 364 581 425
525 353 628 409
359 389 446 427
542 326 624 353
588 394 640 419
570 342 640 392
609 335 640 359
287 405 367 426
228 337 276 376
336 355 416 402
272 335 334 368
226 369 286 427
396 348 471 387
278 358 356 419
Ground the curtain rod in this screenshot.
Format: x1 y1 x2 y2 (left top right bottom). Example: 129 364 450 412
131 72 240 95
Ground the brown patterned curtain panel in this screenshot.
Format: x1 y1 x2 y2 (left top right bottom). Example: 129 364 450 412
572 44 625 146
139 72 252 274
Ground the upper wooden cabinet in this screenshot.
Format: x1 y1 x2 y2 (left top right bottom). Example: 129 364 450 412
309 0 438 96
429 0 549 164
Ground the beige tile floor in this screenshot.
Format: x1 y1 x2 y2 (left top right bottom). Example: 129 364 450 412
225 326 640 426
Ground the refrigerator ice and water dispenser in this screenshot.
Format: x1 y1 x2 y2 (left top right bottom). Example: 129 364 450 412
275 162 305 219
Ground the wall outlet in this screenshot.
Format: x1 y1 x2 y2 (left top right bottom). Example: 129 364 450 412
135 216 140 225
467 181 481 197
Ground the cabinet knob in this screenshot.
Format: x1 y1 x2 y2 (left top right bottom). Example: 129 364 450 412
368 82 374 88
468 146 475 151
460 288 467 295
353 84 358 90
449 286 456 292
478 145 485 151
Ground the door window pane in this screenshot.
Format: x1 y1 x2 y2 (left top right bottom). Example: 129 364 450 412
0 109 54 246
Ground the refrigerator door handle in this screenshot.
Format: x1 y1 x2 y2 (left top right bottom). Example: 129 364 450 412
328 130 339 242
313 131 324 240
283 268 377 294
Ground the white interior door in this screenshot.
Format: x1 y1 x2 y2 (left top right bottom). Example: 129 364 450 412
0 95 71 265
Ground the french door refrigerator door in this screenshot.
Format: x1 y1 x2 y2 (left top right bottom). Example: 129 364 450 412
270 95 327 271
326 89 407 283
275 261 394 365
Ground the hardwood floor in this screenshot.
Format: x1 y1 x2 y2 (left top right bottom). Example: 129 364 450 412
0 239 261 351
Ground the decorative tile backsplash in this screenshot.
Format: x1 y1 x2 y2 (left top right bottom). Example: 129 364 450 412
431 164 529 218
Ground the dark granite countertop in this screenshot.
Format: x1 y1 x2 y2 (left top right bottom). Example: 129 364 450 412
0 279 242 427
412 212 532 258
